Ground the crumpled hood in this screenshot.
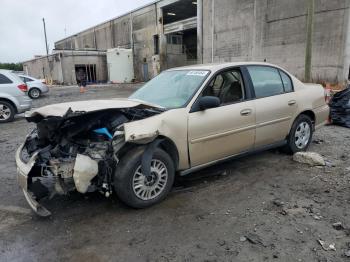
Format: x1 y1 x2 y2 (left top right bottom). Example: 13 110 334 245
26 98 161 118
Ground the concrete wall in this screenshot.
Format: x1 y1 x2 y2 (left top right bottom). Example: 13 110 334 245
343 4 350 81
132 5 158 80
23 54 63 83
23 51 107 85
60 52 107 84
46 0 350 83
202 0 350 83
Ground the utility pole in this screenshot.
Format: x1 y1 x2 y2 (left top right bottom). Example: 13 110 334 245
305 0 315 82
42 18 49 56
42 18 51 83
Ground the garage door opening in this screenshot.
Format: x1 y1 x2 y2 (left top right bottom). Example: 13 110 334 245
163 0 197 25
162 0 198 69
75 64 97 83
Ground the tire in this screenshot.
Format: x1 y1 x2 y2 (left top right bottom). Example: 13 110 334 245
114 146 175 209
0 101 15 123
284 114 313 154
28 88 41 99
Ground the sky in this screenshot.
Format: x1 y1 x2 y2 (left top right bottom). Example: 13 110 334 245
0 0 154 63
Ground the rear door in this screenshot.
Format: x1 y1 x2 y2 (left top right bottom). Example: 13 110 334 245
0 72 17 95
245 65 298 147
188 67 256 167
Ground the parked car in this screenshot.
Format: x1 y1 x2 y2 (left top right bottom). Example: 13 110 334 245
0 69 32 123
16 62 329 216
18 74 49 99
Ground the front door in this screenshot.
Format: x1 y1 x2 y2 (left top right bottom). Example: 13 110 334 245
188 68 256 167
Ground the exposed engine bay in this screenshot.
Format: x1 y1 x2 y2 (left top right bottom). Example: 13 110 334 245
19 106 163 215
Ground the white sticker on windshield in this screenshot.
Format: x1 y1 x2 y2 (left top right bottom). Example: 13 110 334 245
186 71 208 77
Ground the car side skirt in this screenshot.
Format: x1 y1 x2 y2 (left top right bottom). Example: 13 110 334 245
179 140 287 176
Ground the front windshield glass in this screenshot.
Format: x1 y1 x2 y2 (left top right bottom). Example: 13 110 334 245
130 70 209 109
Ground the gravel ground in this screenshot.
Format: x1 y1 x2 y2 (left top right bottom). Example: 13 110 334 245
0 84 349 262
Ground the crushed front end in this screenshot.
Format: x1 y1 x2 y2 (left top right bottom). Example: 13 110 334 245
16 106 162 216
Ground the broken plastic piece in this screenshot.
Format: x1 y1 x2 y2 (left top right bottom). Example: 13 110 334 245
73 154 99 193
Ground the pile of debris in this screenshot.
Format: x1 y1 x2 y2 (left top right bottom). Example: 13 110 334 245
329 86 350 128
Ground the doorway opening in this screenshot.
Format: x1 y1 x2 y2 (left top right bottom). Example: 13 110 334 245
75 64 97 83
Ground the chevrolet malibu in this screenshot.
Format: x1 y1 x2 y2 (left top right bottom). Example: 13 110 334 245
16 62 329 216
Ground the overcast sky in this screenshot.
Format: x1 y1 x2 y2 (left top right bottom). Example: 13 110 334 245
0 0 154 63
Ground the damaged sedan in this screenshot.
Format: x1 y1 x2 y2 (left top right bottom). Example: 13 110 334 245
16 62 329 216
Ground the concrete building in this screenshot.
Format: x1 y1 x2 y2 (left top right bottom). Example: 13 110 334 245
23 0 350 85
23 50 107 85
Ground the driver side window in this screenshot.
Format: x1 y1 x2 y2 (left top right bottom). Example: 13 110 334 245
202 69 245 105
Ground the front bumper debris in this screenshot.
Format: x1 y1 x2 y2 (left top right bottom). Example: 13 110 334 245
16 143 51 217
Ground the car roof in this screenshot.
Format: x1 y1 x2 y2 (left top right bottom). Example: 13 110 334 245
167 61 285 72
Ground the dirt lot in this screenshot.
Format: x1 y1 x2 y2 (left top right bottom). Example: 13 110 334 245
0 84 349 262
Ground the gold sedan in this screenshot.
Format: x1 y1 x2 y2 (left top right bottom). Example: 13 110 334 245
16 62 329 215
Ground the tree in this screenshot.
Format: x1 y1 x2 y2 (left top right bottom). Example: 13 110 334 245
0 63 23 71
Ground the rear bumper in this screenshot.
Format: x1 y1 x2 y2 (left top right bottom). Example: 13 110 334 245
39 85 49 93
16 143 51 217
16 96 32 113
314 104 330 129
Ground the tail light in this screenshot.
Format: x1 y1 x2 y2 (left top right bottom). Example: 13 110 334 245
17 84 28 92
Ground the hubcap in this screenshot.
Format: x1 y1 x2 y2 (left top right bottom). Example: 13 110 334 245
0 104 11 120
294 121 311 149
132 159 168 201
30 89 40 98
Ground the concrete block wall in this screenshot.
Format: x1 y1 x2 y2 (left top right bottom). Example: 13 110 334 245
202 0 350 83
132 5 158 80
23 54 64 83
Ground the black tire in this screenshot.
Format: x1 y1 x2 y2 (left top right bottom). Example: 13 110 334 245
28 88 41 99
284 114 313 154
0 101 15 123
114 146 175 208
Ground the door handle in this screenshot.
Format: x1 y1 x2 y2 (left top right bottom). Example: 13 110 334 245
240 109 252 116
288 100 297 106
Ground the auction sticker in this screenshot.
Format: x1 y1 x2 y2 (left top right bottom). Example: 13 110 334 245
186 71 209 77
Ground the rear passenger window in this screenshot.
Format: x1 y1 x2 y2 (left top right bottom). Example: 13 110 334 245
279 71 293 92
247 66 284 98
0 74 12 84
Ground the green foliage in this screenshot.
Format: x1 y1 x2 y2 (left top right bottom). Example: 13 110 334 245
0 63 23 71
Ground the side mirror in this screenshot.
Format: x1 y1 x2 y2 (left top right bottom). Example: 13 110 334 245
199 96 220 110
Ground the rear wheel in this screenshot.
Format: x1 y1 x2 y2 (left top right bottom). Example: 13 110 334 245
114 147 175 208
29 88 41 99
284 114 313 154
0 101 15 123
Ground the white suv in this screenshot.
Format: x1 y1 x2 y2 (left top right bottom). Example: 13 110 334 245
0 70 32 123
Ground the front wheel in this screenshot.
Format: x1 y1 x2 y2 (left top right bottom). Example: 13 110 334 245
114 147 175 208
284 114 313 154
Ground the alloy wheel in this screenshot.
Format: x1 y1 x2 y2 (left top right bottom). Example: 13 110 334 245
294 121 311 149
0 104 12 121
132 159 168 201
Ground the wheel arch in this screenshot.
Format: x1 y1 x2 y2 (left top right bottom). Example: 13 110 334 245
296 110 316 129
0 98 17 113
117 136 179 170
157 136 180 170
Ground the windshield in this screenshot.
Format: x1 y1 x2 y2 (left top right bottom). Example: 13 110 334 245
130 70 209 109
